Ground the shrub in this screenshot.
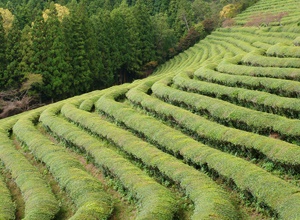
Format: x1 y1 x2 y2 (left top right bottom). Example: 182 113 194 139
94 79 300 219
176 28 202 53
0 174 15 220
219 4 242 19
13 114 113 219
294 36 300 46
0 121 59 220
41 106 177 220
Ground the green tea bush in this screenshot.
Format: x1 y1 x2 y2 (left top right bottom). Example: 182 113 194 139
0 122 59 220
61 103 240 220
267 43 300 57
195 65 300 98
234 0 299 27
127 79 300 167
206 36 247 55
271 26 300 34
242 49 300 68
40 106 177 220
217 56 300 80
174 70 300 118
211 32 256 52
177 71 300 118
152 78 300 143
281 14 300 26
94 81 300 219
252 41 272 50
0 173 15 220
293 36 300 46
13 112 113 220
218 27 293 45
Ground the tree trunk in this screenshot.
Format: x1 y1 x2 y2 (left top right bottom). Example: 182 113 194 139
182 14 190 31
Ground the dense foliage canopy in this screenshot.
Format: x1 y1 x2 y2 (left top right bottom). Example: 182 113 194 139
0 0 257 104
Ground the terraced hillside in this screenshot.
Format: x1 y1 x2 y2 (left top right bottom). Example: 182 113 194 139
234 0 300 26
1 0 300 219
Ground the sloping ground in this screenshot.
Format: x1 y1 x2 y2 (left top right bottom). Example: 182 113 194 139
1 0 300 219
234 0 300 26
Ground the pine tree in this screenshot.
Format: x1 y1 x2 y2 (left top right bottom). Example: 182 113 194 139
41 4 71 101
168 0 193 38
18 25 33 77
78 0 100 91
4 18 24 89
62 1 92 96
0 15 7 89
30 11 48 76
152 13 176 62
111 1 138 83
156 0 170 13
133 1 156 65
15 0 44 29
192 0 212 22
29 5 72 101
91 9 115 88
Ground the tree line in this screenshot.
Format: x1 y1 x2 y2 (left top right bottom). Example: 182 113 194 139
0 0 257 110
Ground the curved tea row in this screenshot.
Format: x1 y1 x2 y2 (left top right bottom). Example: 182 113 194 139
1 1 300 219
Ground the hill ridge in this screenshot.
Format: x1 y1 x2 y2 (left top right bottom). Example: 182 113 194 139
1 0 300 219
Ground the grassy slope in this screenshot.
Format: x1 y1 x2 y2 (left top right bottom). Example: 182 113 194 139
1 0 300 219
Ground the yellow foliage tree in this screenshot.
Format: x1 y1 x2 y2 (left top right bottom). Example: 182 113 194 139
43 4 70 22
0 8 14 32
219 4 241 19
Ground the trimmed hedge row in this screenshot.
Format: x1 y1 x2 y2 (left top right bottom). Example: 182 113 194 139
205 41 239 60
13 112 113 220
77 88 116 112
0 123 59 220
61 103 240 220
79 99 95 112
261 26 300 34
94 82 300 219
258 29 298 41
173 51 197 73
0 172 15 220
193 41 211 66
164 42 214 74
40 105 177 220
281 14 300 26
234 0 300 25
220 26 300 39
77 90 107 112
186 46 206 71
154 35 224 76
152 78 300 143
165 55 183 73
267 43 300 58
176 71 300 118
213 31 257 44
294 36 300 46
155 53 183 75
210 33 257 52
217 56 300 80
209 43 225 59
252 41 272 50
186 45 211 72
217 28 293 45
194 65 300 98
206 37 246 55
242 49 300 68
235 0 295 13
127 79 300 168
